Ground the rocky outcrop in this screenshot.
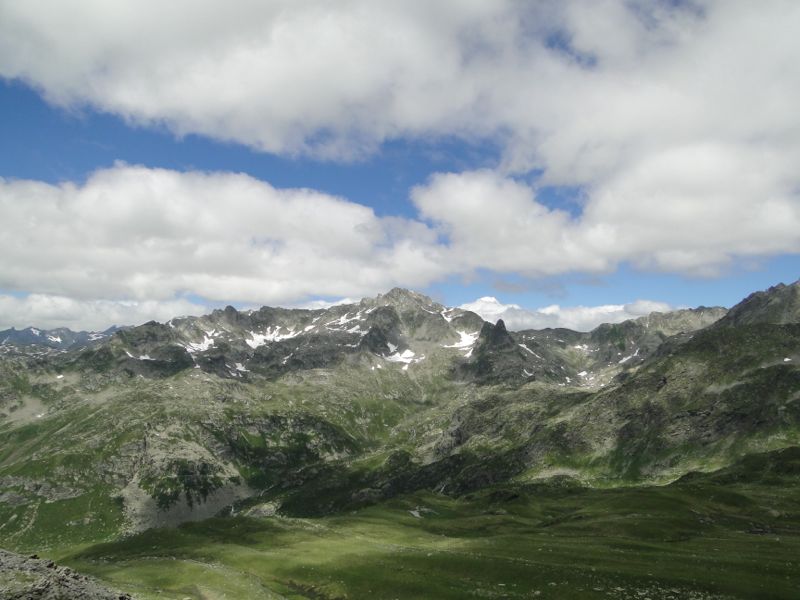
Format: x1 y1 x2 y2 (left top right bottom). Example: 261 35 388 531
0 549 133 599
714 281 800 327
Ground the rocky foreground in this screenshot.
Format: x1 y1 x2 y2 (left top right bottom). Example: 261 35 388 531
0 549 132 599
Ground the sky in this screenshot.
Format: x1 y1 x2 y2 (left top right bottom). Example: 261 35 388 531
0 0 798 332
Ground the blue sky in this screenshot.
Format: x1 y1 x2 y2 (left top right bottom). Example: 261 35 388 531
0 1 798 331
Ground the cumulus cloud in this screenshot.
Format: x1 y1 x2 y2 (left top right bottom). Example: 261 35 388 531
292 298 357 310
0 162 797 330
0 165 445 312
1 2 799 327
412 167 800 277
0 294 207 331
460 297 673 332
1 1 797 275
2 1 798 172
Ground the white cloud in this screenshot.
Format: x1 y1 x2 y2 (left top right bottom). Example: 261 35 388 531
0 2 799 327
292 298 357 310
0 0 510 158
1 1 798 172
0 163 796 330
0 165 445 323
2 1 796 277
412 166 800 277
0 294 207 331
461 297 673 332
412 171 603 276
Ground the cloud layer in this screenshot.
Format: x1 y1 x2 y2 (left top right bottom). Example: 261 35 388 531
413 168 800 277
0 294 206 332
460 296 673 332
3 1 799 172
1 1 799 327
0 165 444 307
1 162 798 329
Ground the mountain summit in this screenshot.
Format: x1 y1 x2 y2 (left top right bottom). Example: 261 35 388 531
0 281 797 546
715 280 800 327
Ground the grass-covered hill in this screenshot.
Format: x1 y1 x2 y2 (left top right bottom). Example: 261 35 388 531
0 281 798 598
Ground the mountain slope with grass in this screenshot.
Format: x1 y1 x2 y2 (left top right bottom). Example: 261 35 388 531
0 280 798 599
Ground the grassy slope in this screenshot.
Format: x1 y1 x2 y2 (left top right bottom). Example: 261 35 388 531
2 317 799 598
0 356 467 551
61 448 800 600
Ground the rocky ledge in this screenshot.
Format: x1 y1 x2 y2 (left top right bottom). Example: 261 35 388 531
0 549 132 599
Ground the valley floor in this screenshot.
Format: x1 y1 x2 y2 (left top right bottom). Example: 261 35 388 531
54 461 800 600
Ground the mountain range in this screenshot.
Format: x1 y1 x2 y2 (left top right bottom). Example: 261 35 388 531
0 280 798 599
0 325 117 354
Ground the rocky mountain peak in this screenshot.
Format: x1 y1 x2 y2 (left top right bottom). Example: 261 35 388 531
715 279 800 327
0 325 114 353
374 288 442 311
478 319 515 350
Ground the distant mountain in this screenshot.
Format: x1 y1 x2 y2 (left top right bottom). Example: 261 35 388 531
713 281 800 327
0 280 797 556
464 305 727 386
67 288 486 380
51 288 726 389
0 325 119 354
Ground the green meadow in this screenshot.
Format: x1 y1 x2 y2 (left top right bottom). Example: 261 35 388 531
59 448 800 600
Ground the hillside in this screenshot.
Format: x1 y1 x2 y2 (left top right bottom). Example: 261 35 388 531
0 280 798 599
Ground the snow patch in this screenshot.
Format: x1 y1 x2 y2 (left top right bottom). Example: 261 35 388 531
442 331 477 356
445 331 479 350
386 348 425 369
518 343 542 359
185 334 215 353
386 349 417 364
47 335 62 343
326 311 364 329
618 348 640 364
246 326 299 349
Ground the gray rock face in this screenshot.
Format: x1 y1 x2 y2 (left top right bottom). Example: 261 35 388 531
0 549 133 599
0 326 118 354
714 281 800 327
51 288 490 382
0 280 796 540
1 286 730 393
460 319 533 384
